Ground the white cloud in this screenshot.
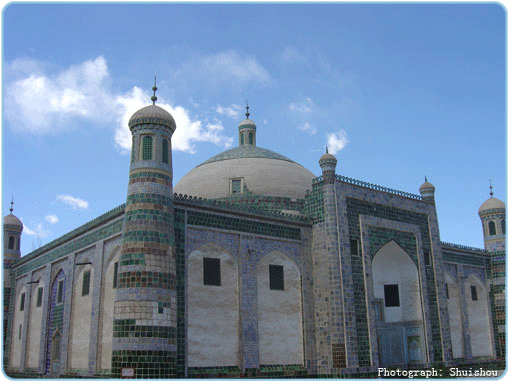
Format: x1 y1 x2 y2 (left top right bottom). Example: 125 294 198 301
278 46 307 64
327 130 349 154
45 214 59 224
5 56 114 134
215 104 243 119
5 56 237 155
56 195 89 209
23 223 49 238
289 97 314 114
298 122 317 135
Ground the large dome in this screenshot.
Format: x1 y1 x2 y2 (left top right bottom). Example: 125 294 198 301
174 145 315 200
175 110 315 200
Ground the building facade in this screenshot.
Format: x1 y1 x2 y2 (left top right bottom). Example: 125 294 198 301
3 97 505 378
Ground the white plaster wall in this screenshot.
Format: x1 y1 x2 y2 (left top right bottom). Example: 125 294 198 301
26 283 44 368
445 274 464 358
187 243 239 367
98 248 120 371
372 241 422 323
9 285 26 368
257 252 303 365
465 276 493 357
68 267 93 369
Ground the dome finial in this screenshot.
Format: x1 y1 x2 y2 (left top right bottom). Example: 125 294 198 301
9 196 14 215
151 76 158 105
245 100 250 119
489 179 494 198
326 146 329 154
425 176 428 182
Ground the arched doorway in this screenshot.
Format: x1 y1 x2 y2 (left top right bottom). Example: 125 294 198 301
372 241 426 366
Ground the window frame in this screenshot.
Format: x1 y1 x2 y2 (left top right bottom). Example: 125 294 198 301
269 264 284 291
141 135 154 161
82 270 91 296
36 287 43 307
230 178 243 194
203 257 221 286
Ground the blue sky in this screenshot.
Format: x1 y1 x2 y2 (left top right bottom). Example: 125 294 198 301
2 3 506 256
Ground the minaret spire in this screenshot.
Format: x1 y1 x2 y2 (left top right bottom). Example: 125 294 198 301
245 100 250 119
151 76 158 105
9 196 13 214
489 179 494 198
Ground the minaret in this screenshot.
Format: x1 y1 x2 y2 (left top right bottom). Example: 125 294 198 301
112 81 178 378
3 199 22 367
478 183 506 252
238 103 256 146
319 147 337 184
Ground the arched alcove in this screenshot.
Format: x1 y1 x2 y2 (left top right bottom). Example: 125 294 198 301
465 275 493 357
187 243 239 367
256 251 303 365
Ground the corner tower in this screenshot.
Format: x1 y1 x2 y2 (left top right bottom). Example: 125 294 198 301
112 83 177 378
478 184 505 252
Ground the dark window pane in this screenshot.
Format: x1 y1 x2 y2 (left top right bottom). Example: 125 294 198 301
489 221 496 236
384 284 400 307
57 280 64 303
113 262 119 289
471 285 478 301
8 236 14 250
502 220 506 234
424 251 430 265
20 293 25 311
445 283 449 299
269 265 284 290
162 139 169 164
37 287 43 307
82 271 91 296
203 258 221 286
350 239 358 256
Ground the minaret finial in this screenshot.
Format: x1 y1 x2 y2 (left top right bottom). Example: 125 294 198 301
425 176 428 182
489 179 494 198
151 76 158 105
326 146 329 154
9 196 14 214
245 100 250 119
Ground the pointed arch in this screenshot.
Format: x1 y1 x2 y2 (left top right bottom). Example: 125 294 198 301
444 272 463 358
44 270 66 375
465 274 493 357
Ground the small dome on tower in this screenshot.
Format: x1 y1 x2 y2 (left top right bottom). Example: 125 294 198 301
478 197 505 216
238 117 257 131
129 105 176 131
419 179 435 194
319 148 337 169
3 213 23 231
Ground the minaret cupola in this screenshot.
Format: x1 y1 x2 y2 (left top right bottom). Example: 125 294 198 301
419 176 436 203
3 198 23 267
238 103 257 146
478 182 506 252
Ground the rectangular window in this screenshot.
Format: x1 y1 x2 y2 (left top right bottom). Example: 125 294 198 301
57 280 64 303
82 270 91 296
19 324 22 340
113 262 119 289
384 284 400 307
230 178 242 194
350 239 359 256
20 293 25 311
471 285 478 301
269 265 284 290
424 251 430 266
445 283 449 299
142 135 153 160
36 287 43 307
203 258 221 286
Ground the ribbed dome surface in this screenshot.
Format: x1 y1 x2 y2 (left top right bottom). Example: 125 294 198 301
4 214 23 230
419 181 435 193
128 105 176 130
478 197 506 215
